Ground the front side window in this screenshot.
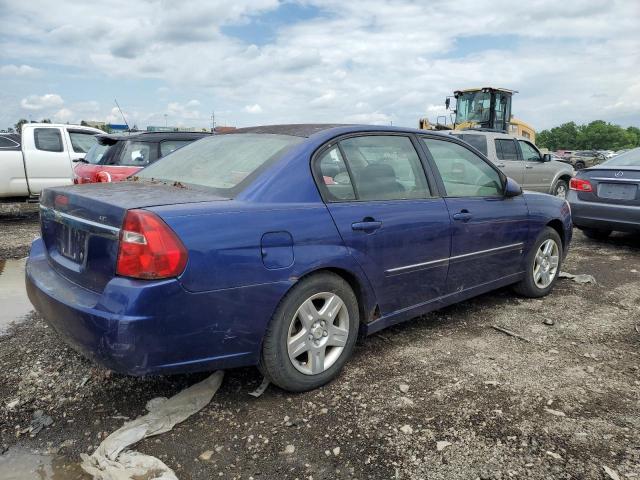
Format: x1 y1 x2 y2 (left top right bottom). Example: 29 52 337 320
422 138 503 197
316 146 355 201
34 128 63 152
160 140 193 157
84 143 110 164
519 141 541 161
495 139 519 161
68 131 97 153
137 133 302 193
118 141 154 166
339 135 430 201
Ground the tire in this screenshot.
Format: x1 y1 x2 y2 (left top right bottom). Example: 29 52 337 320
259 272 360 392
552 179 568 198
513 227 563 298
582 228 611 240
575 161 585 170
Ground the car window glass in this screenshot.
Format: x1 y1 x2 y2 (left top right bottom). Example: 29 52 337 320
421 138 503 197
84 143 110 164
160 140 192 157
339 136 430 201
0 136 20 149
519 141 541 161
450 134 488 156
495 139 519 161
119 141 153 166
316 147 356 201
68 131 97 153
34 128 63 152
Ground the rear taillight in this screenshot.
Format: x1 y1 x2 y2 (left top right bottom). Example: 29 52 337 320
569 178 592 192
96 171 112 182
116 209 188 279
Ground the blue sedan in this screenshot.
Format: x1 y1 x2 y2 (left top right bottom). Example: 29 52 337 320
26 125 572 391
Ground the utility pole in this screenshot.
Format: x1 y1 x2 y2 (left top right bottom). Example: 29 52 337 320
211 111 215 133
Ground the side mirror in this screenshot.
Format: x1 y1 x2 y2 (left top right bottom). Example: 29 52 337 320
542 153 552 162
504 177 523 197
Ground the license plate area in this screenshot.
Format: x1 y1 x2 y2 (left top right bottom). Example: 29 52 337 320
597 183 638 200
57 223 87 264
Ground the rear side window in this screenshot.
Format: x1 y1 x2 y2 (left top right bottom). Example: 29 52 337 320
317 147 356 201
118 141 155 166
450 134 488 156
84 143 110 164
421 138 503 197
495 139 519 160
339 135 431 201
68 131 97 153
160 140 193 157
137 133 302 193
34 128 63 152
0 136 20 149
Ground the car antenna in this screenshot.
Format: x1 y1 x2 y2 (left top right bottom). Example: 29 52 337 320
114 98 131 132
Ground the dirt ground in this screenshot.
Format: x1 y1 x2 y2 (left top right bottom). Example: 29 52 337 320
0 212 639 480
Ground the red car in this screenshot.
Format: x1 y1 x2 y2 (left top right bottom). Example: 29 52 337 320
74 131 209 184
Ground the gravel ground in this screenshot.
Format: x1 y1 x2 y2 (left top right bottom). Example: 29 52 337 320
0 213 639 479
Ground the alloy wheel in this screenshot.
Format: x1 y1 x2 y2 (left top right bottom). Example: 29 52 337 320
555 184 567 198
533 239 559 288
287 292 349 375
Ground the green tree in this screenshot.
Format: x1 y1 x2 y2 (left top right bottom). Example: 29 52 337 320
14 119 28 133
39 118 52 124
537 120 640 150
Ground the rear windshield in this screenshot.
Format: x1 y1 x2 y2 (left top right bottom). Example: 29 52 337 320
84 142 110 164
136 133 302 192
450 134 488 156
601 148 640 167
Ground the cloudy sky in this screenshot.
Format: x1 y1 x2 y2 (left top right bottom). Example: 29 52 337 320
0 0 638 131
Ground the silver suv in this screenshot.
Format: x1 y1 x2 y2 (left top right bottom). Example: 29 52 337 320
448 131 575 198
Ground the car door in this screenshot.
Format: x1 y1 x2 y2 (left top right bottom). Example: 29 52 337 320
316 134 451 315
419 136 529 293
493 137 524 185
518 140 554 192
22 126 74 194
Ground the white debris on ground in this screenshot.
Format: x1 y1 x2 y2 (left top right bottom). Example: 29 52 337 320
80 371 224 480
559 271 597 284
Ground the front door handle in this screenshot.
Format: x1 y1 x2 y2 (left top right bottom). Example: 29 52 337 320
496 163 506 168
352 218 382 231
453 210 473 222
525 164 534 169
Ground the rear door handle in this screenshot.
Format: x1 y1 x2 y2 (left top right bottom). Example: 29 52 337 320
453 211 473 222
352 219 382 231
525 164 534 169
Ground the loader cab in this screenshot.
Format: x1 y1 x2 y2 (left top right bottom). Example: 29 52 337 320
453 88 513 133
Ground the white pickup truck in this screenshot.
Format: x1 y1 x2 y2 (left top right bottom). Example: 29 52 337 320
0 123 103 207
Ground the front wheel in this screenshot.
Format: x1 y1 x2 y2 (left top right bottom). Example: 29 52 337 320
513 227 563 298
553 179 568 198
260 272 360 392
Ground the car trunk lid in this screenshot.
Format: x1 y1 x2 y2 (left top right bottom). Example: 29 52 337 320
39 181 228 292
576 168 640 206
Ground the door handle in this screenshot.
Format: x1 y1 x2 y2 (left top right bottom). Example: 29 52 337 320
453 210 473 222
496 163 506 167
525 164 534 169
352 219 382 231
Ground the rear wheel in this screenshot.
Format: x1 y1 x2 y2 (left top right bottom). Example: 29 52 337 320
582 228 611 240
260 272 359 392
575 161 586 170
513 227 562 298
552 179 568 198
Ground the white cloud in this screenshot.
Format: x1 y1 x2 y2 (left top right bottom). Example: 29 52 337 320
244 104 263 114
1 0 639 129
0 64 41 76
20 94 64 111
53 108 74 122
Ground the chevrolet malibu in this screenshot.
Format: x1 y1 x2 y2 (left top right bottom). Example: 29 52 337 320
26 125 572 392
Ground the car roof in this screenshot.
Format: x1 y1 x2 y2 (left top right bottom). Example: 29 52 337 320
97 131 211 144
229 123 452 138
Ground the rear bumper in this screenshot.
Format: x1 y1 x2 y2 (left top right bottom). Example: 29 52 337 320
568 191 640 233
26 238 289 375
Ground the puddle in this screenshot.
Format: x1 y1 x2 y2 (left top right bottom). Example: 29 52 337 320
0 258 33 334
0 447 88 479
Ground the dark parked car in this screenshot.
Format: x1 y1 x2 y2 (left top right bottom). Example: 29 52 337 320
26 125 572 392
568 147 640 239
74 131 209 183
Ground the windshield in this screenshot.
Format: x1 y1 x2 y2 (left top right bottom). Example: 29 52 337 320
84 142 110 164
136 133 302 192
456 92 491 125
601 148 640 167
